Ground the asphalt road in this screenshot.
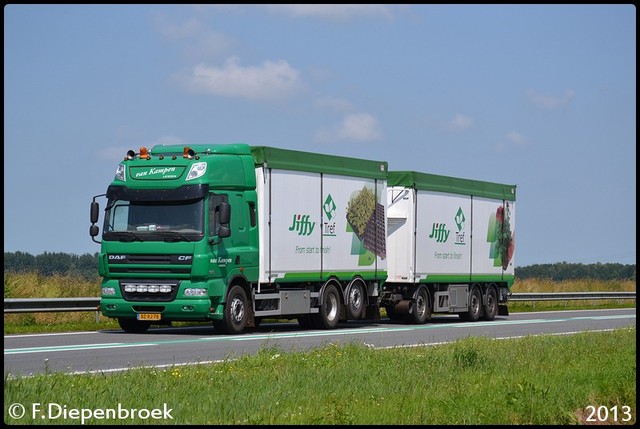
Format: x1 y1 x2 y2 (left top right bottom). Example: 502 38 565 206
4 308 635 377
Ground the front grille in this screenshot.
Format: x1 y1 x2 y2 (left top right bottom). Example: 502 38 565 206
107 254 193 275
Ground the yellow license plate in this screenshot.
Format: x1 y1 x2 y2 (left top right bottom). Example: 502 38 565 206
137 313 161 321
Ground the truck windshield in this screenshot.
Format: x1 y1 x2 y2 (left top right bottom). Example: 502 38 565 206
103 198 205 242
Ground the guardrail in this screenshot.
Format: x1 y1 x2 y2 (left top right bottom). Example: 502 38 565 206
3 292 636 315
508 292 636 301
4 298 100 313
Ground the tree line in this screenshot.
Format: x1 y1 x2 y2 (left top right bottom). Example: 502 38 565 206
3 251 636 282
4 251 100 280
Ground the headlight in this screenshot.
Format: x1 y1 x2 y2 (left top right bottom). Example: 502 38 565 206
102 287 117 295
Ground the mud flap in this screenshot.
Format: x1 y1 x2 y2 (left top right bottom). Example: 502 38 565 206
498 305 509 316
365 304 380 321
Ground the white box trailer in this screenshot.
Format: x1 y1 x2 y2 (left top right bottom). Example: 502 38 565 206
383 170 516 322
250 147 388 328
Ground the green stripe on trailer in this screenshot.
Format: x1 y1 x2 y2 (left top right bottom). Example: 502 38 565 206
279 271 388 282
418 274 514 284
388 170 516 201
251 146 388 180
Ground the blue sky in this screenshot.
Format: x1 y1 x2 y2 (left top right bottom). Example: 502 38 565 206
4 4 636 266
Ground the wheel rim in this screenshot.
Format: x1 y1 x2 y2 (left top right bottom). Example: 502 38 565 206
349 284 363 314
326 292 338 321
230 296 245 324
486 289 497 316
416 293 426 318
471 290 480 314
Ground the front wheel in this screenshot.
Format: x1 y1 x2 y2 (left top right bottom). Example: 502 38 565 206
214 285 248 334
118 317 151 333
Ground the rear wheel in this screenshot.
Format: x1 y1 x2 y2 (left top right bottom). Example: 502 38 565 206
312 283 341 329
118 317 151 334
346 279 365 320
385 305 402 321
459 286 482 322
214 285 248 334
483 287 498 321
297 315 314 330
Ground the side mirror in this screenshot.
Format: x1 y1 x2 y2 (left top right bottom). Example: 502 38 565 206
90 201 100 224
90 224 100 238
219 201 230 224
218 225 231 238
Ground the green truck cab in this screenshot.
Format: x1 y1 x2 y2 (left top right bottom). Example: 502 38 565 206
91 144 259 333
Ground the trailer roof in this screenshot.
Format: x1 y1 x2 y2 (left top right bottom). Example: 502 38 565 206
388 170 516 201
251 146 388 180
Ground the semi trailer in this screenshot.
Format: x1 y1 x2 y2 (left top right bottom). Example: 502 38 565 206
90 143 516 334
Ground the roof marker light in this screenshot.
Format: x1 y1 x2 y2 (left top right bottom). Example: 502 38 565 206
183 146 195 159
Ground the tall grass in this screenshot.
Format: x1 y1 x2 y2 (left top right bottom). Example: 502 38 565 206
3 273 113 332
512 277 636 292
4 328 636 425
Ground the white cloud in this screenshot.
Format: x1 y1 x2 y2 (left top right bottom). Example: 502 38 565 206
338 113 382 141
263 5 395 21
314 112 382 143
506 131 528 146
526 89 576 109
183 56 305 101
495 131 529 152
447 113 474 130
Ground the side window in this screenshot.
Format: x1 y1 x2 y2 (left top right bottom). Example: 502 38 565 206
208 194 229 237
248 201 256 228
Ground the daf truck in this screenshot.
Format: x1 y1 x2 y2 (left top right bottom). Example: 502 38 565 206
90 144 388 334
90 144 516 334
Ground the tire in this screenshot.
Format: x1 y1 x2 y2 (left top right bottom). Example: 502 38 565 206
253 317 262 328
118 317 151 333
459 286 482 322
214 285 248 334
346 280 365 320
297 315 314 330
385 305 402 321
406 287 431 324
312 283 341 329
483 287 498 321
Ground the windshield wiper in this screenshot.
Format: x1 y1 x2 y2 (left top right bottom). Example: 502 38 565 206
156 231 192 242
110 231 145 242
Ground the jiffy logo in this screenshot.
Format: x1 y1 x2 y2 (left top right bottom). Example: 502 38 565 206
429 223 450 243
288 214 315 236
